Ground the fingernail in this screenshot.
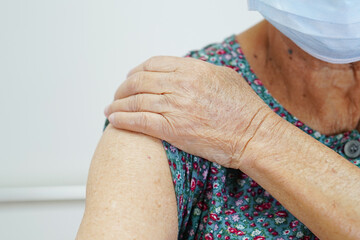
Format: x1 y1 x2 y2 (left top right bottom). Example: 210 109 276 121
104 105 110 116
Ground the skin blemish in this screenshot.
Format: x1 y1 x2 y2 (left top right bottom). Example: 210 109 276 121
154 178 160 185
147 155 151 160
288 48 293 55
253 54 258 59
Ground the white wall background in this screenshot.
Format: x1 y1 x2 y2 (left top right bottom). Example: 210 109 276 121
0 0 262 239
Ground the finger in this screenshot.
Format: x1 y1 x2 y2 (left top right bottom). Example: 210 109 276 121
114 71 172 100
127 56 185 77
105 93 170 117
108 111 167 139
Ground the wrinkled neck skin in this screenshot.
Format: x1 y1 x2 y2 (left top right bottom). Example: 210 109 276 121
237 20 360 136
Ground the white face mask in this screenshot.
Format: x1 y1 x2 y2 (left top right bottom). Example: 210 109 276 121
248 0 360 64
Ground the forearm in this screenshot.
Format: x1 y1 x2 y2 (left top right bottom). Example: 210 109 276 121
241 117 360 240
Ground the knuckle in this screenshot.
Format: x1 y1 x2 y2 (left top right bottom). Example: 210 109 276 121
108 101 119 114
161 94 172 106
106 103 113 114
177 73 195 91
110 113 119 126
129 72 143 92
203 63 216 76
178 80 193 93
138 113 149 130
162 94 179 111
144 56 158 70
130 94 141 112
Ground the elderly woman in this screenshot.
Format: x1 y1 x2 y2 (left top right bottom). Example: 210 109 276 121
76 1 360 240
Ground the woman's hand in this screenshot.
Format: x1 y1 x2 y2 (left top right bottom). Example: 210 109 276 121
104 56 284 169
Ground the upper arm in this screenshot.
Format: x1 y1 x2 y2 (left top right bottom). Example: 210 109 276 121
76 124 178 240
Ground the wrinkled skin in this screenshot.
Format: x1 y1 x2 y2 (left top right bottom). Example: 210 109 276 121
104 56 282 169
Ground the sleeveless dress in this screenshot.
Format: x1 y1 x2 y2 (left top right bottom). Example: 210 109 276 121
103 35 360 240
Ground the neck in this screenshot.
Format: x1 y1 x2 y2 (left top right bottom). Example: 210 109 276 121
237 20 360 135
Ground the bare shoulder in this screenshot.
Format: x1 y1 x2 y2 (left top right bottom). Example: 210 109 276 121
76 124 178 240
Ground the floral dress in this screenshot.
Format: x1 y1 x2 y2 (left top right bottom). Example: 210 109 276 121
103 35 360 240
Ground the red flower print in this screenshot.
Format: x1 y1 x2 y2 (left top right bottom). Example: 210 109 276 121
295 121 304 127
254 236 266 240
240 173 248 179
172 162 176 169
181 156 186 162
225 236 230 240
271 231 279 236
210 167 218 174
240 205 249 211
216 234 222 238
210 213 219 221
237 230 245 236
229 227 238 233
250 180 258 187
199 56 209 61
193 162 198 169
276 210 288 217
225 209 236 215
197 201 208 211
190 178 196 191
263 202 272 209
290 220 299 228
216 49 226 55
204 233 213 240
179 195 183 206
197 180 204 187
256 202 272 211
235 191 243 198
254 79 263 86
